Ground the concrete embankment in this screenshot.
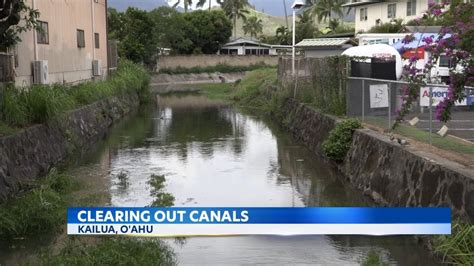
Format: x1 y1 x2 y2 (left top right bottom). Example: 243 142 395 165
0 93 140 202
279 98 474 222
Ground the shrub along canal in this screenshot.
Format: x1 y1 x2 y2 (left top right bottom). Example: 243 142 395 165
0 94 439 264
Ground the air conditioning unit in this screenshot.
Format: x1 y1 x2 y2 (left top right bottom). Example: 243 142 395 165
33 60 49 84
92 59 102 76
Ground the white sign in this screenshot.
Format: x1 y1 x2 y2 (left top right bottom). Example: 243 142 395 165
370 84 389 108
420 87 467 107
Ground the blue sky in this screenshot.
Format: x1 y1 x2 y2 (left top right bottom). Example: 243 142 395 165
108 0 295 17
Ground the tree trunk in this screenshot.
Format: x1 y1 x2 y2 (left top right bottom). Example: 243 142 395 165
233 14 237 38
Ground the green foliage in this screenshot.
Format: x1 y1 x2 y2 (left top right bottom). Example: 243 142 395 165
243 16 263 38
218 0 250 37
159 62 270 74
0 169 72 240
368 19 404 33
148 174 175 207
322 119 361 161
292 56 348 115
233 68 277 108
0 0 40 50
360 250 389 266
308 0 345 23
295 10 319 43
38 237 177 265
1 60 150 129
109 7 232 58
434 223 474 265
181 10 233 54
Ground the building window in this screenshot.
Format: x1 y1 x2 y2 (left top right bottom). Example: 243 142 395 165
37 21 49 44
407 0 417 16
387 3 396 18
360 8 368 21
77 29 85 48
95 33 100 48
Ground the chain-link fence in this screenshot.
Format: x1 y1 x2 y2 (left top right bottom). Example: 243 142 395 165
347 76 474 143
278 56 349 115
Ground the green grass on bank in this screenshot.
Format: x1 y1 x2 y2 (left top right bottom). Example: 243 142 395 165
434 223 474 265
38 237 176 266
159 62 271 75
196 67 278 107
393 124 474 155
0 169 73 240
0 60 150 135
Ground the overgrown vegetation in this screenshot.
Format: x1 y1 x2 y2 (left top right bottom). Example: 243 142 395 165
0 60 150 131
434 223 474 265
38 237 177 265
0 169 73 240
322 119 362 161
159 62 270 75
360 250 389 266
148 174 175 207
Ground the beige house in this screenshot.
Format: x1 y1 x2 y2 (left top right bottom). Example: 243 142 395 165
343 0 430 33
8 0 109 87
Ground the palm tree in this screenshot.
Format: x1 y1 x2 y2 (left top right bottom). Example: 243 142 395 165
310 0 344 23
217 0 250 38
243 16 263 38
196 0 212 11
171 0 193 13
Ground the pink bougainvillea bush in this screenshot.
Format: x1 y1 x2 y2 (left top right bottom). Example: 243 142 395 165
394 0 473 127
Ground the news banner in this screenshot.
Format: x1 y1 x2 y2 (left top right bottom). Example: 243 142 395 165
67 207 451 236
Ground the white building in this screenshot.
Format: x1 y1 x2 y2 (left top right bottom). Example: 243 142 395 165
219 37 291 56
343 0 430 33
357 33 409 46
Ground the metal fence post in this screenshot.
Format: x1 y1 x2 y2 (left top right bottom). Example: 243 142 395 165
388 83 392 130
361 79 365 122
429 86 433 146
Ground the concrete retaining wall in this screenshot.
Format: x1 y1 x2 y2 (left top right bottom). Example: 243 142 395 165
156 55 279 71
280 98 474 222
0 93 140 202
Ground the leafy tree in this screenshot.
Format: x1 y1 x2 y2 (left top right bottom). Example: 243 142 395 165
181 10 232 54
242 16 263 38
310 0 344 23
0 0 40 50
275 26 290 45
148 7 192 55
328 18 340 31
295 10 318 43
368 19 403 33
111 8 156 66
217 0 249 38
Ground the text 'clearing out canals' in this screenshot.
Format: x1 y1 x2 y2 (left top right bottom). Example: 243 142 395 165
67 207 451 236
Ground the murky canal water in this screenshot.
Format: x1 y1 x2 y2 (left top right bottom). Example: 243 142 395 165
1 94 439 265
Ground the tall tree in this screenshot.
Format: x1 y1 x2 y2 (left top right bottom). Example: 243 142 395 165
171 0 193 13
310 0 344 23
242 15 263 38
0 0 39 50
217 0 249 38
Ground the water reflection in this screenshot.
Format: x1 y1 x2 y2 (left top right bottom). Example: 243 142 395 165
80 94 437 265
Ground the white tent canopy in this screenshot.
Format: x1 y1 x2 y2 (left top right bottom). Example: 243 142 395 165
342 44 403 80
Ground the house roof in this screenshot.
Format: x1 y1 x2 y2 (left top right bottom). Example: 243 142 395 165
342 0 383 7
295 38 354 48
222 37 291 49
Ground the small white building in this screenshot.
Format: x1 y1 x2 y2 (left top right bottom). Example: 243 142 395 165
296 38 356 58
343 0 430 33
219 37 291 56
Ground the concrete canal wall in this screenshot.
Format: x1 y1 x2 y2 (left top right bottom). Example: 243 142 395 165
280 98 474 222
0 93 140 202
